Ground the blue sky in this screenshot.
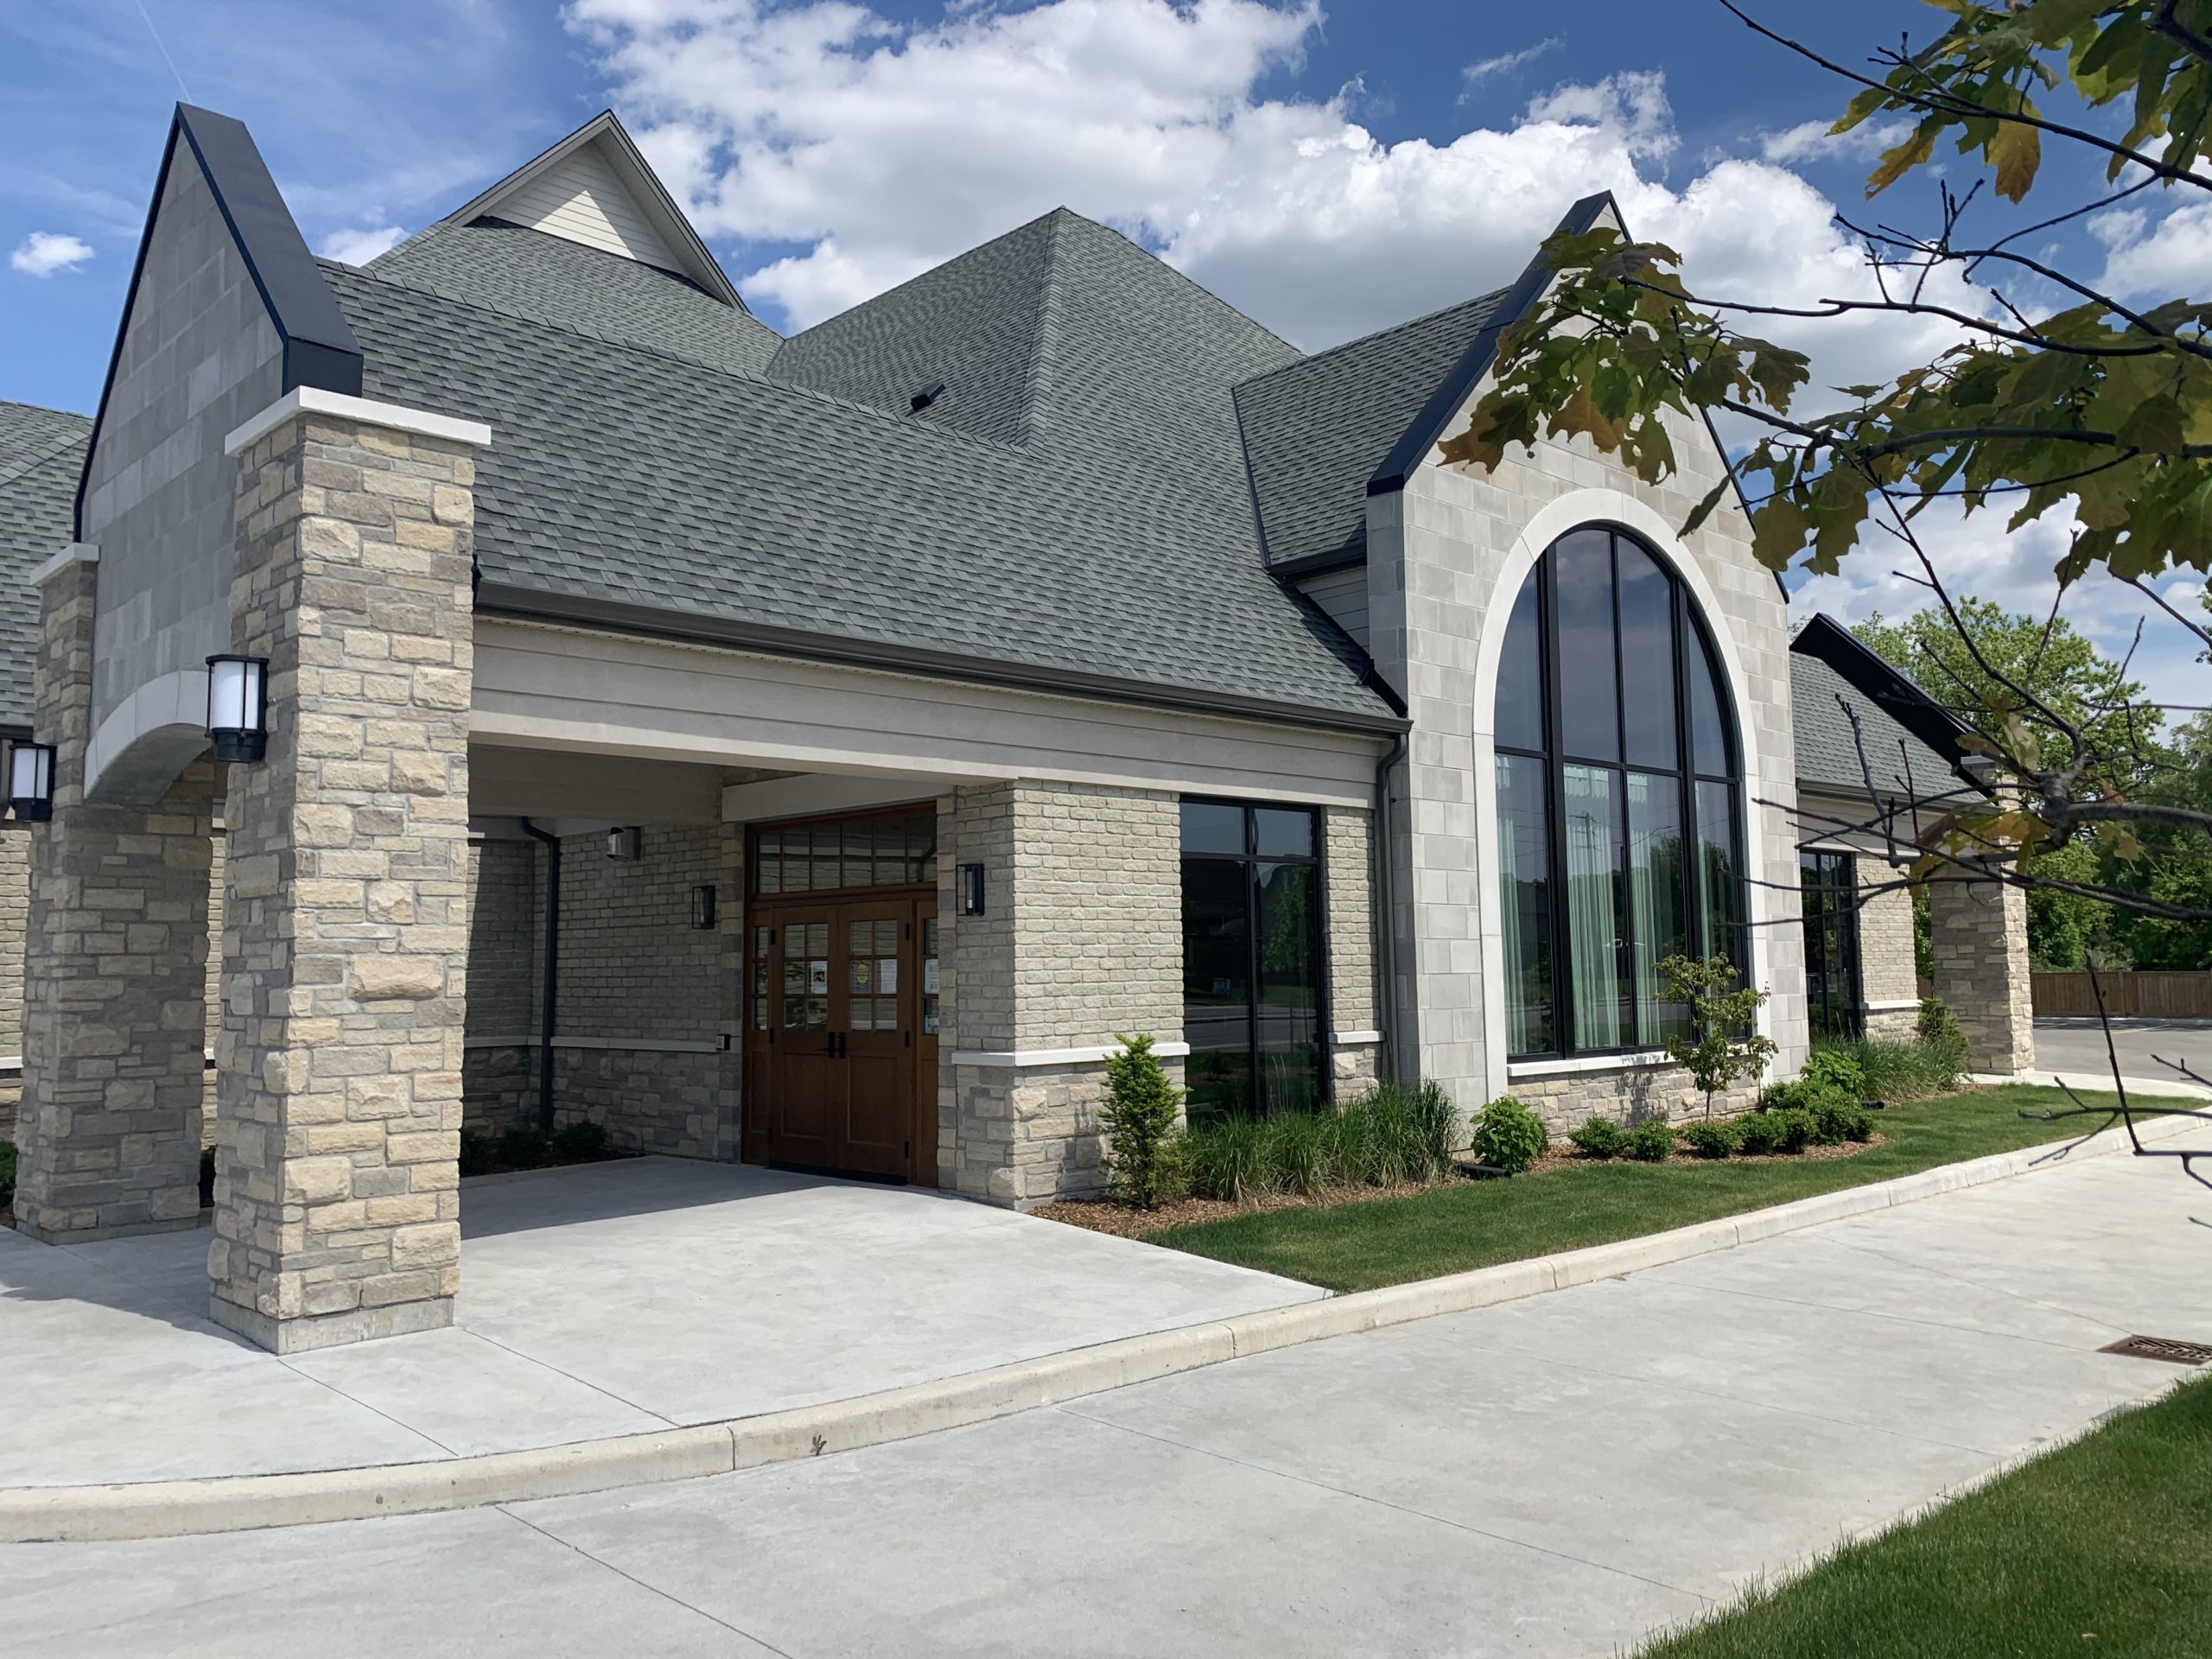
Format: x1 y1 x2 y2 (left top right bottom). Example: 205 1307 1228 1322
0 0 2202 707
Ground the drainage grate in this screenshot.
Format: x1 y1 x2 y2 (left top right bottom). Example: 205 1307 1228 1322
2101 1334 2212 1366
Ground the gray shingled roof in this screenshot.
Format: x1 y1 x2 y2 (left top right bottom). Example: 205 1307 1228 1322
322 210 1389 723
1236 288 1513 570
365 219 782 377
0 400 90 730
1793 651 1966 798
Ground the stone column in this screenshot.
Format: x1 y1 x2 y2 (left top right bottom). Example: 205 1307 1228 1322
1928 870 2034 1075
14 545 217 1243
207 391 486 1353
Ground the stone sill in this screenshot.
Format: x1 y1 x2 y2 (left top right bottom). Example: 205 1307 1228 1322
949 1042 1193 1068
463 1036 724 1055
1508 1051 1671 1080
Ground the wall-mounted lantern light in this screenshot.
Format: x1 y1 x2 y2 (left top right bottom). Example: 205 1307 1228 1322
958 862 986 917
205 655 270 763
691 884 718 930
607 825 643 861
7 741 55 823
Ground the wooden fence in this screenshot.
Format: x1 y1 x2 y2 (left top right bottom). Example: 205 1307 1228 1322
2030 971 2212 1018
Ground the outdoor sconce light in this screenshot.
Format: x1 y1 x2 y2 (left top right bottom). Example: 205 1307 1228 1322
7 741 55 823
205 654 270 763
958 862 986 916
607 826 643 861
691 884 718 930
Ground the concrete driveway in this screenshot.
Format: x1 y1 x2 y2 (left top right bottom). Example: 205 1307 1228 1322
5 1137 2203 1656
2033 1016 2212 1092
0 1157 1318 1487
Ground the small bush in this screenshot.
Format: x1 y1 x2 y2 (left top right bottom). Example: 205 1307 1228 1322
0 1137 16 1206
1833 1101 1877 1142
1734 1111 1784 1155
1101 1034 1188 1209
495 1125 550 1170
1469 1096 1548 1175
1569 1116 1626 1160
1624 1118 1675 1162
459 1130 492 1178
1917 995 1965 1049
1681 1118 1739 1159
1766 1107 1815 1154
1185 1115 1268 1202
550 1119 612 1160
1802 1047 1867 1100
1399 1079 1463 1175
1808 1097 1866 1146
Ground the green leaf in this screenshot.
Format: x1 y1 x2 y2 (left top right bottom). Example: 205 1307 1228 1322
1986 113 2043 200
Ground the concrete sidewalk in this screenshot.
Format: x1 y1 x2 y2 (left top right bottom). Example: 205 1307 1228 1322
0 1157 1319 1487
4 1127 2203 1657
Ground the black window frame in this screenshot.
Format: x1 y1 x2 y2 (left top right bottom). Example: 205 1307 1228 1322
1800 849 1865 1040
1178 798 1332 1122
1494 524 1750 1062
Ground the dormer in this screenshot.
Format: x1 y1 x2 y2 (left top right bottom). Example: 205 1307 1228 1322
438 111 747 309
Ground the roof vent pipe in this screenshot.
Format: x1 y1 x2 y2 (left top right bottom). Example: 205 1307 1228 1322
909 380 945 412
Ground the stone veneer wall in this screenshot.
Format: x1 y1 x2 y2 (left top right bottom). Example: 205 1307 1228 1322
1506 1059 1761 1135
457 824 741 1159
942 780 1181 1205
1855 862 1923 1039
1929 871 2034 1074
207 405 478 1351
1325 804 1382 1092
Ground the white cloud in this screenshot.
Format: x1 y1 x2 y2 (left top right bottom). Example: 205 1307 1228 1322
1759 116 1911 166
320 224 409 265
9 230 92 276
1790 503 2209 716
569 0 1977 399
1459 37 1560 95
2091 197 2212 301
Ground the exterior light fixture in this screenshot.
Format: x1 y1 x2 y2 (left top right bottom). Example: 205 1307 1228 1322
691 884 718 930
607 826 643 861
958 862 986 917
205 655 270 762
7 741 55 823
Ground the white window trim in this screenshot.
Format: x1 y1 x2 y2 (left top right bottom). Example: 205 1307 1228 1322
1507 1050 1672 1080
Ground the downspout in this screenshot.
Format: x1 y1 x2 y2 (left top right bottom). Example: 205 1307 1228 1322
518 818 560 1136
1371 732 1407 1084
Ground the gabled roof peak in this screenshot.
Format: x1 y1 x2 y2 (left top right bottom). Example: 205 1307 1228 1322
440 111 746 311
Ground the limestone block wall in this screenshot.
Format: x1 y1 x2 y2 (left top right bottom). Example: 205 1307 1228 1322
942 780 1181 1205
1929 872 2034 1074
1368 391 1806 1122
1325 804 1382 1092
1507 1058 1761 1135
0 825 26 1141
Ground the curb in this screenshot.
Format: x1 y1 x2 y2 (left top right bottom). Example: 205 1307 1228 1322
3 1110 2196 1546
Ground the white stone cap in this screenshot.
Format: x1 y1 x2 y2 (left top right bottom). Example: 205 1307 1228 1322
1507 1050 1672 1079
949 1042 1194 1068
226 386 493 457
28 542 98 588
1333 1029 1383 1046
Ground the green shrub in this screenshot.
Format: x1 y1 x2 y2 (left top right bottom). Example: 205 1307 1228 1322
1766 1107 1815 1154
1101 1034 1188 1209
1569 1116 1626 1160
0 1137 15 1206
1625 1118 1675 1162
1469 1096 1549 1175
1263 1109 1331 1197
1682 1118 1739 1159
550 1119 612 1160
459 1130 492 1178
1918 995 1965 1049
1735 1111 1785 1155
495 1125 550 1170
1802 1047 1867 1100
1185 1115 1269 1202
1397 1079 1463 1175
1827 1035 1967 1102
1832 1101 1877 1142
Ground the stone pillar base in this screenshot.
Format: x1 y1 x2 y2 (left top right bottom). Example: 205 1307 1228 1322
208 1293 454 1355
16 1211 207 1247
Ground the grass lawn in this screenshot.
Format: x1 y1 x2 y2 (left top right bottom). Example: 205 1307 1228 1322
1637 1374 2212 1657
1154 1085 2191 1292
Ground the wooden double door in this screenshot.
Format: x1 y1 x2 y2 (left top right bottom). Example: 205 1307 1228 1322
744 893 939 1183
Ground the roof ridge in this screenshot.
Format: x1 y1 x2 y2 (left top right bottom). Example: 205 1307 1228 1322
1236 284 1514 391
1048 211 1300 358
1020 206 1071 442
775 209 1065 353
0 429 88 492
325 257 1040 462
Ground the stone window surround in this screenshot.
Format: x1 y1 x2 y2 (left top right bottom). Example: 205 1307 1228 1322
1469 488 1778 1105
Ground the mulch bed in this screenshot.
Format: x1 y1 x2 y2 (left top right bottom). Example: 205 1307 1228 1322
1037 1132 1888 1241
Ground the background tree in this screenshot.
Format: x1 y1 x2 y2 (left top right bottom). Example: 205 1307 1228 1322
1452 0 2212 931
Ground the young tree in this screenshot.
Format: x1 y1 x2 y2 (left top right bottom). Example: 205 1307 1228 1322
1099 1034 1185 1210
1657 955 1781 1119
1452 0 2212 923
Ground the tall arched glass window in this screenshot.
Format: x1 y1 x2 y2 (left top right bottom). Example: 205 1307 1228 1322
1492 525 1746 1059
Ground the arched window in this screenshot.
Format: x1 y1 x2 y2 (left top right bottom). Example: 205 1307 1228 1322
1492 525 1746 1059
